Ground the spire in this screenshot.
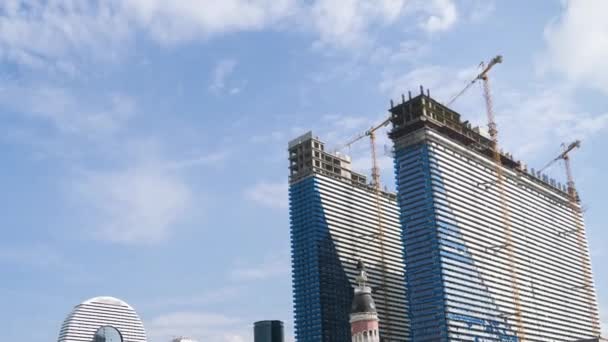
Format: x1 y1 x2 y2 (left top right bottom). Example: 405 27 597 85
356 259 368 288
350 259 380 342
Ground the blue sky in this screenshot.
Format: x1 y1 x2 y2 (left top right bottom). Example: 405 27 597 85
1 1 607 341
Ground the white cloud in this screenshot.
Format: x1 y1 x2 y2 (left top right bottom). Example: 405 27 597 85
73 163 192 244
0 0 462 71
497 87 608 159
0 0 296 68
369 40 430 66
250 130 286 144
468 0 495 23
379 64 479 106
124 0 297 45
0 0 131 68
600 302 608 337
209 59 238 93
167 151 232 170
0 0 298 66
230 253 290 281
148 287 244 309
0 82 135 138
146 311 249 342
244 181 288 209
542 0 608 93
417 0 458 33
309 0 406 48
0 244 67 269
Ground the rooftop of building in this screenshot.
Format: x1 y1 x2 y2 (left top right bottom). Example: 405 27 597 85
288 131 396 200
81 296 133 309
388 86 572 197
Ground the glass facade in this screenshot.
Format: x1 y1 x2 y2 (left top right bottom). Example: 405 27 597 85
289 133 409 341
254 320 284 342
389 93 600 341
95 326 123 342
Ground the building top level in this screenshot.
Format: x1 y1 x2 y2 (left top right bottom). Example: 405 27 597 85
288 132 396 200
388 86 571 196
289 131 366 184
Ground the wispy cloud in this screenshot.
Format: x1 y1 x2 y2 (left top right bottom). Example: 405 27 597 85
416 0 458 33
167 151 232 170
250 130 286 144
379 64 479 104
0 0 132 70
600 303 608 337
542 0 608 93
0 0 295 69
209 59 241 94
146 311 249 342
244 181 288 209
497 87 608 159
0 82 135 138
0 243 67 269
308 0 406 49
230 252 290 281
73 162 193 244
146 287 244 310
468 0 495 23
124 0 297 45
0 0 464 74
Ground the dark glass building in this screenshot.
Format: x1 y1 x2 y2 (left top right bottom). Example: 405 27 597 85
254 320 284 342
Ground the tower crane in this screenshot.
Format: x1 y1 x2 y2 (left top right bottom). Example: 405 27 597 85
481 56 525 341
449 55 525 339
539 140 581 201
334 116 393 339
539 141 600 333
446 55 503 108
334 117 391 188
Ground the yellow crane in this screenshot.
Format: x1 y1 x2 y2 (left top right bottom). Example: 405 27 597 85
450 55 525 339
335 116 392 338
334 117 391 188
539 141 600 333
539 140 581 201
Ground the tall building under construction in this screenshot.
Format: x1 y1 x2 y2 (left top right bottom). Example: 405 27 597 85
288 132 409 341
388 89 600 341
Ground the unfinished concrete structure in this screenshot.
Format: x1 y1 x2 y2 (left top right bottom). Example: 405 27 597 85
388 88 600 341
288 132 409 341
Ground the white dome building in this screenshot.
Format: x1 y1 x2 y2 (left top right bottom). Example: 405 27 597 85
58 296 147 342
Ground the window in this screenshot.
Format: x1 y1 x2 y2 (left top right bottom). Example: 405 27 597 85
94 326 123 342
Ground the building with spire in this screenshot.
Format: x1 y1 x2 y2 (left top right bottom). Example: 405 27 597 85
288 132 409 341
350 260 380 342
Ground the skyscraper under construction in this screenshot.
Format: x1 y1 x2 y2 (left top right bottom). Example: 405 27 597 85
288 132 409 341
388 89 600 341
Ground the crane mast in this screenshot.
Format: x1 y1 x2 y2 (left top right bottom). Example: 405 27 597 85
481 62 525 340
450 55 524 338
334 116 393 339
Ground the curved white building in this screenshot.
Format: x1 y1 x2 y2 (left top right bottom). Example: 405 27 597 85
58 296 147 342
